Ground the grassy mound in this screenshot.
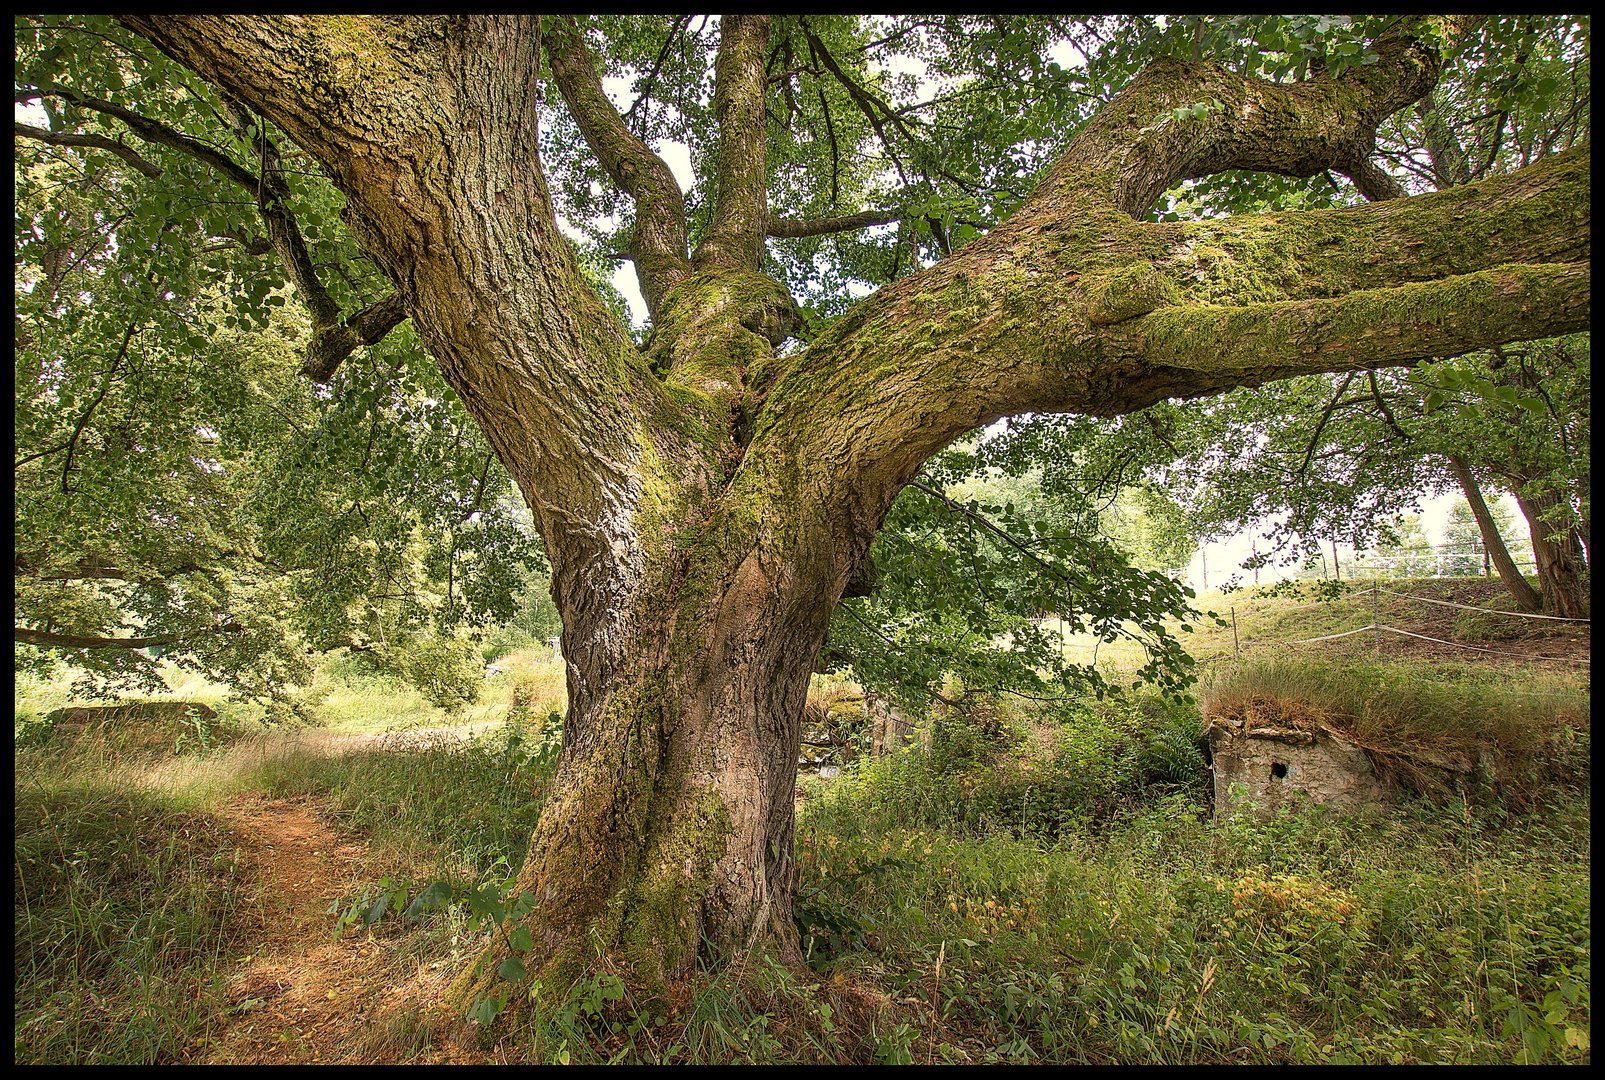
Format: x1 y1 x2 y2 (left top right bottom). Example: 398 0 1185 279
1202 659 1589 801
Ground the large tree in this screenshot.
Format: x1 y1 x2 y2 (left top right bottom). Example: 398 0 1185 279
41 14 1588 1004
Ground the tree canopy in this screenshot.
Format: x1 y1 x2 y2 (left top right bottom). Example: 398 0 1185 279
13 13 1591 1005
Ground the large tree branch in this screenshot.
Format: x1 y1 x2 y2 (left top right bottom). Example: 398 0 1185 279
13 120 164 176
15 623 242 651
117 16 718 657
748 144 1589 546
694 15 772 271
1035 16 1465 218
766 210 901 238
544 16 691 315
300 293 411 381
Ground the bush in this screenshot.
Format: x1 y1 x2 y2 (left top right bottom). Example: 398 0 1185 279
397 634 483 713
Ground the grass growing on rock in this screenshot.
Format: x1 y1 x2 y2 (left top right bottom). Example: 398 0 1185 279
1202 657 1589 800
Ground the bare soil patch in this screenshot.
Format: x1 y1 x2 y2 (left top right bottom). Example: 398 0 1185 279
197 797 469 1064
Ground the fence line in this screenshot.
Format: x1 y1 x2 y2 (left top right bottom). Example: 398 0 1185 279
1374 587 1591 623
1166 549 1541 587
1231 621 1589 666
1066 581 1591 673
1237 626 1374 647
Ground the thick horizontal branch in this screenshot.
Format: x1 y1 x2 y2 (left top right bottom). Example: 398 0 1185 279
1167 145 1589 306
16 623 242 651
1036 16 1463 217
766 210 901 238
14 120 164 176
301 293 410 382
747 145 1589 546
1126 261 1590 383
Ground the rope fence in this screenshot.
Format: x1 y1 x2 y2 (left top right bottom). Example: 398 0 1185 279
1373 587 1591 623
1223 581 1590 665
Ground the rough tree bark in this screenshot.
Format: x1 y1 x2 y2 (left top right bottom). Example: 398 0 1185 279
117 14 1591 1008
1444 455 1544 612
1508 477 1591 619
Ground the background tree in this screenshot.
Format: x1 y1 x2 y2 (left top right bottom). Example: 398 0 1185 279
1441 496 1529 577
14 14 1589 1012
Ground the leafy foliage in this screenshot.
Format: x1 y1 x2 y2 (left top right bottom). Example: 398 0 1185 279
15 16 543 704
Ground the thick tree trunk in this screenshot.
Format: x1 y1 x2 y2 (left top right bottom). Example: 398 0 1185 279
1511 483 1590 618
115 14 1592 1020
1445 455 1543 611
441 468 859 1016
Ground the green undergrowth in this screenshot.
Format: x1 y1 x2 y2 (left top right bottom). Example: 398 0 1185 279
817 693 1210 841
14 771 252 1064
12 651 1589 1064
236 712 560 880
791 735 1591 1063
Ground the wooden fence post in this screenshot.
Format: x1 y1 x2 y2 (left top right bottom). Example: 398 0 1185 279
1372 581 1381 657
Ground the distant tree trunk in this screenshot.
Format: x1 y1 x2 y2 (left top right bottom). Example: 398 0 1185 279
1512 483 1589 618
1445 455 1542 611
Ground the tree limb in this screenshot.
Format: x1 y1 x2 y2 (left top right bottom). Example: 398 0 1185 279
15 623 243 650
1297 373 1357 481
545 15 691 315
38 85 406 380
13 120 164 176
301 293 411 382
1033 16 1464 218
695 15 772 271
766 210 902 238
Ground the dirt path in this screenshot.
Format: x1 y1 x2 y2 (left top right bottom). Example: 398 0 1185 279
199 797 461 1064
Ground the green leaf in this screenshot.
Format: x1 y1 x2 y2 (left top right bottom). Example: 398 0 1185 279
360 891 389 927
497 955 529 983
509 925 534 953
508 890 539 921
404 879 453 919
468 994 503 1025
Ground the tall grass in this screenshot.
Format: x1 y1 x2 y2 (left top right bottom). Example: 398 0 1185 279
791 738 1591 1063
235 717 558 880
14 773 252 1063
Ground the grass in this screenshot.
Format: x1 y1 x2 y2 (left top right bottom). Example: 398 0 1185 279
1056 575 1591 673
13 772 252 1064
12 612 1591 1064
794 790 1591 1063
1201 657 1589 801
